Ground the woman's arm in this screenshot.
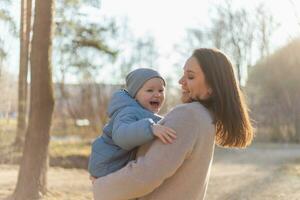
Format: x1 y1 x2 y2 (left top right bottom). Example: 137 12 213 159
93 105 200 200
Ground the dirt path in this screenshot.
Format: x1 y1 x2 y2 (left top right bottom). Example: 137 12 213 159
0 166 92 200
0 143 300 200
206 143 300 200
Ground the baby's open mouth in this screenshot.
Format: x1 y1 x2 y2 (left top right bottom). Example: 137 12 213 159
150 100 160 107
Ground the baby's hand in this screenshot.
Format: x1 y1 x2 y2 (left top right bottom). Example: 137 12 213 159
152 124 176 144
90 175 97 184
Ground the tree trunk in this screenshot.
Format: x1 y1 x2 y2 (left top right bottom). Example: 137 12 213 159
295 103 300 143
13 0 55 199
14 0 32 149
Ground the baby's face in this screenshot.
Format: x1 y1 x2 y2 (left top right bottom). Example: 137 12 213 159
135 78 165 113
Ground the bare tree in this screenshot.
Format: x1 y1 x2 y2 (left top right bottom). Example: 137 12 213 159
247 39 300 142
184 0 279 86
288 0 300 30
13 0 55 199
133 35 159 69
255 4 279 59
13 0 32 149
184 1 255 86
219 1 255 85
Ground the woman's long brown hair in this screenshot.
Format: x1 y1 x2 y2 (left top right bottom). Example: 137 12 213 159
193 48 253 148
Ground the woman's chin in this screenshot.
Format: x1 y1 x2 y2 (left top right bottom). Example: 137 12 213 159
181 93 193 103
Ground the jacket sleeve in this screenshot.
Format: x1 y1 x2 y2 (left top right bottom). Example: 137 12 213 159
93 105 199 200
112 107 155 151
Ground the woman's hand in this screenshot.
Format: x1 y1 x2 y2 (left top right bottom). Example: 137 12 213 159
152 124 177 144
90 175 97 184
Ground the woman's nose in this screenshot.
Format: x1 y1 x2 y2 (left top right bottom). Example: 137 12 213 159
179 76 184 85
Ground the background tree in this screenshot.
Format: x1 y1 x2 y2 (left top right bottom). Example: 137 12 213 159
255 4 278 59
0 1 17 121
13 0 32 149
53 10 160 135
247 38 300 142
0 0 16 76
0 71 17 123
288 0 300 31
54 0 118 131
109 18 160 81
13 0 55 199
182 0 278 86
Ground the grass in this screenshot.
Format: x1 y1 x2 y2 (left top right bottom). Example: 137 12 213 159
49 140 91 157
2 119 299 171
0 120 93 169
51 118 100 139
0 117 96 159
0 119 16 144
0 118 17 126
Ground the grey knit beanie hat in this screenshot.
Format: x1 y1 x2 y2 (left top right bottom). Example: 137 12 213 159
126 68 165 98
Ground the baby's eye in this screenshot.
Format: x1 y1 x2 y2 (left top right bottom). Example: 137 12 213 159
159 89 164 93
147 89 153 92
188 76 194 80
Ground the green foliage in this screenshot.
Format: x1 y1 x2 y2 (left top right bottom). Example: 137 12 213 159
54 0 118 80
0 0 16 64
0 1 16 34
82 0 101 8
0 45 7 61
60 0 100 8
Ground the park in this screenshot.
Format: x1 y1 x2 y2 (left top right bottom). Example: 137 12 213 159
0 0 300 199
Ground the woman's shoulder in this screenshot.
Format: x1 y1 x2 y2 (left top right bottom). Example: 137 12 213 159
171 102 211 115
161 102 215 139
167 102 214 124
172 101 206 109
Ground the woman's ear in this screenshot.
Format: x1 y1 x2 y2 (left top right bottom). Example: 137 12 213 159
207 88 213 97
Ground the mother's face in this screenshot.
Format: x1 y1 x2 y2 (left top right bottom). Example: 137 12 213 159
179 56 212 103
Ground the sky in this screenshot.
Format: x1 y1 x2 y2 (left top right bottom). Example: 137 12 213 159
4 0 300 84
89 0 300 84
99 0 300 47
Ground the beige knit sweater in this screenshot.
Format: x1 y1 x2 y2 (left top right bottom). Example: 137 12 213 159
93 102 216 200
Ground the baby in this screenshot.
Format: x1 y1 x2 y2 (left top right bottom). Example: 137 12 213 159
88 68 176 178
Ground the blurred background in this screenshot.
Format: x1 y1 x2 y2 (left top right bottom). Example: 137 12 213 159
0 0 300 199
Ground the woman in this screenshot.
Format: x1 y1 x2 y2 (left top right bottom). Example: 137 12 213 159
92 48 254 200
